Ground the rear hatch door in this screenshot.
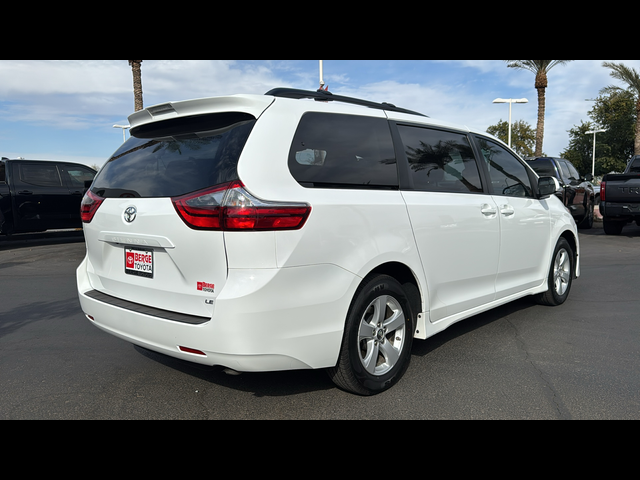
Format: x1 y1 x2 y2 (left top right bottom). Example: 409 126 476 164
83 105 265 318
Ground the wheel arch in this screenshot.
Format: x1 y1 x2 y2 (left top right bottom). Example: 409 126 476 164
362 261 424 327
559 229 579 279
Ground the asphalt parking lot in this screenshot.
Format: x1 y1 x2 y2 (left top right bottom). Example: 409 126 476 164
1 222 639 419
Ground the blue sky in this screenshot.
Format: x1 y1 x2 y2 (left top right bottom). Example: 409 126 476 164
1 60 638 169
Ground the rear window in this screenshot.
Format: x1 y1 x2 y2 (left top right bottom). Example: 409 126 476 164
92 113 256 198
288 112 397 189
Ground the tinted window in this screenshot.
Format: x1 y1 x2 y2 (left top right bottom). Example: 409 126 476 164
0 162 5 183
557 160 574 182
476 137 533 197
92 114 256 198
526 158 557 178
629 157 640 173
19 163 63 187
288 113 397 189
564 160 581 181
398 125 482 193
60 165 96 188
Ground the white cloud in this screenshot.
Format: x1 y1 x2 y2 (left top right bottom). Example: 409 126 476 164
2 60 640 161
0 60 290 129
0 60 130 95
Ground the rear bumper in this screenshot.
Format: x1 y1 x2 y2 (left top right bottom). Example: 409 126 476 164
599 201 640 219
77 256 358 371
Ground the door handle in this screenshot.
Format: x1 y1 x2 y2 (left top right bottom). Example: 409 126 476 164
481 203 497 217
18 190 33 195
500 204 515 216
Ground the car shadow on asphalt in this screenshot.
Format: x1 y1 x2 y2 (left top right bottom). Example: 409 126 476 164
0 299 83 339
132 345 336 397
409 296 537 359
0 230 84 251
579 220 640 237
132 297 540 398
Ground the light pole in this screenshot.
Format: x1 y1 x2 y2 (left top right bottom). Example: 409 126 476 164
319 60 325 90
113 124 130 142
493 98 528 148
585 126 606 177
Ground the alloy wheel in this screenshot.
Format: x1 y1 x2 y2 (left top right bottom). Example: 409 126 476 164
357 294 407 376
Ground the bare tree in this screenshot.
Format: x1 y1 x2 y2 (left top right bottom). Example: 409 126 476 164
505 60 574 157
128 60 143 112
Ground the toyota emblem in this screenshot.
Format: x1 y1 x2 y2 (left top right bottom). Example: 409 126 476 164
124 206 137 223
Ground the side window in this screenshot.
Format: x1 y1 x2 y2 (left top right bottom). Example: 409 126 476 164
565 161 580 181
397 125 482 193
60 165 97 188
18 163 63 187
557 160 573 183
288 112 397 189
0 162 5 183
476 137 533 198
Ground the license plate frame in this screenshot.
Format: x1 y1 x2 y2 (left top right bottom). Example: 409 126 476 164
125 247 154 278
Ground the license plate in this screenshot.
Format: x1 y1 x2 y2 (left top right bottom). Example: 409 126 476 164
125 247 153 278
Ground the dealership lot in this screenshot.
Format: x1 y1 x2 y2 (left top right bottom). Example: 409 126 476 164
1 224 639 419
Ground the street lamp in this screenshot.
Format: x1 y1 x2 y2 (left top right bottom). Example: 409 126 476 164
113 124 130 142
493 98 528 148
585 126 606 177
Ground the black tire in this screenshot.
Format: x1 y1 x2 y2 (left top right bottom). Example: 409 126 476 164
603 218 624 235
328 275 415 395
577 202 594 229
537 237 574 306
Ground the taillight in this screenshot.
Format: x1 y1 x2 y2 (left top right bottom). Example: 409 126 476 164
600 181 606 202
172 181 311 231
80 190 104 223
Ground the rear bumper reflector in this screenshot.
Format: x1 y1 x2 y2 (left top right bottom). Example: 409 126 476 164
179 346 206 355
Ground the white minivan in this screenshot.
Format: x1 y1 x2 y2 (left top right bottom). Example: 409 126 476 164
77 87 579 395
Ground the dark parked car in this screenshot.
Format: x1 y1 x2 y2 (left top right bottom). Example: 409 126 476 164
599 155 640 235
525 157 596 229
0 158 97 235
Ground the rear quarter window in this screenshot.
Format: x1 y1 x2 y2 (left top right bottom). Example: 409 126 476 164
288 112 398 189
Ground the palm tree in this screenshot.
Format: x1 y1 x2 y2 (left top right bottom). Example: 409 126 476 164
128 60 144 112
602 61 640 156
505 60 573 157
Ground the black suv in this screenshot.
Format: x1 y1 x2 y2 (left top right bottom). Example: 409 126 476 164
525 157 596 229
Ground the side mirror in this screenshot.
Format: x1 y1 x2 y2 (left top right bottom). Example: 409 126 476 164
538 176 561 199
584 173 593 182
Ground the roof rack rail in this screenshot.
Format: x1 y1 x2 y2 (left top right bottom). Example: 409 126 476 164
264 87 427 117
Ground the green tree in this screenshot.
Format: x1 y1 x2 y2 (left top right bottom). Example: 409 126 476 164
562 122 614 176
505 60 574 157
602 61 640 155
486 119 536 158
128 60 144 112
561 90 635 175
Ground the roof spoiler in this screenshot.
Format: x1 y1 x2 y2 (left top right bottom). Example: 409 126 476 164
265 87 427 117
